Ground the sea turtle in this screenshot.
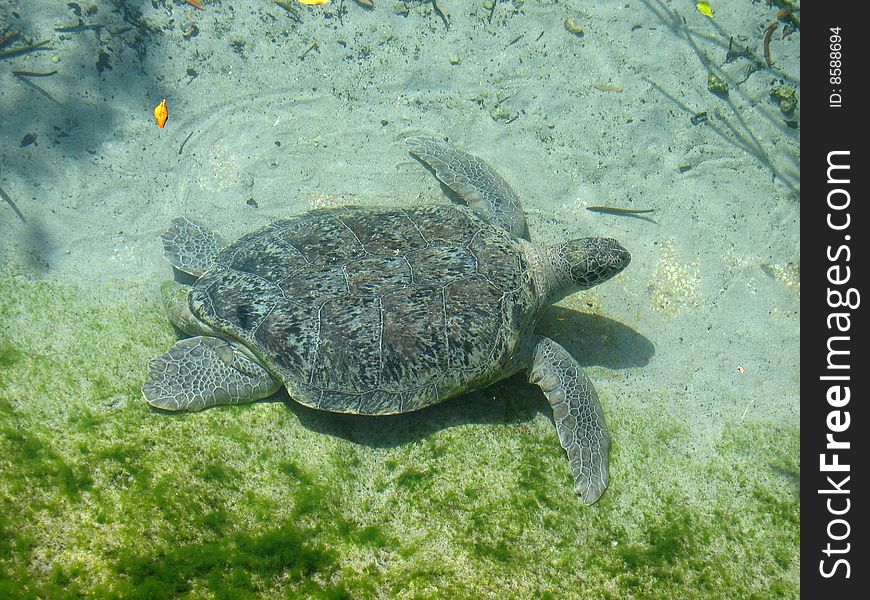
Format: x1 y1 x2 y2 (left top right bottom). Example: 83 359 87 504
143 136 630 503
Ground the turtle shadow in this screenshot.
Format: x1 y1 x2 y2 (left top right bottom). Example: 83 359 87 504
537 307 655 371
281 311 653 449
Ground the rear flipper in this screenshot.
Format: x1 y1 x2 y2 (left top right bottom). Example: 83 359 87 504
406 135 528 239
143 336 280 411
528 337 611 504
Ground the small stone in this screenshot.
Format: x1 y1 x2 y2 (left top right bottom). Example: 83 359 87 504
20 132 37 148
706 73 728 96
564 16 584 36
182 23 199 40
489 104 518 123
448 54 461 65
483 1 494 10
770 85 798 115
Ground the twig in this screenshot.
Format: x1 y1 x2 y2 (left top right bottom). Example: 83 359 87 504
763 22 778 68
593 84 624 92
299 40 318 60
432 0 449 30
55 22 102 33
178 131 194 156
273 1 301 22
0 39 52 59
12 74 61 105
12 70 58 77
0 184 26 224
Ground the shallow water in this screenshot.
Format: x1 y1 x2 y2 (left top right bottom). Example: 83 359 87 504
1 1 799 597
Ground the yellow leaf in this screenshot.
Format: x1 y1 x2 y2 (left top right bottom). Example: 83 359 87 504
696 2 714 17
297 0 332 5
153 99 168 129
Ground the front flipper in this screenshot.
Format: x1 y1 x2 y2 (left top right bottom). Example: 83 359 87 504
143 336 280 412
528 337 611 504
161 216 225 277
406 135 528 239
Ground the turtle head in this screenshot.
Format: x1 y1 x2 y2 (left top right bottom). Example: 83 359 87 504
545 238 630 297
161 281 218 337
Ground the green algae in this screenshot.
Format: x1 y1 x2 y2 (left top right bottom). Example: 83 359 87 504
0 340 22 368
0 270 799 597
396 466 430 490
109 521 339 599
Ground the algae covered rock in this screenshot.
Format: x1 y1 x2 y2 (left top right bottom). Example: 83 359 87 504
771 85 798 115
706 72 728 96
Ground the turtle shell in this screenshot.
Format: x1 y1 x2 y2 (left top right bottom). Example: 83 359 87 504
188 205 540 415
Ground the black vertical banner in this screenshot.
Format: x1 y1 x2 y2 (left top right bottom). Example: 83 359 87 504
804 3 868 597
